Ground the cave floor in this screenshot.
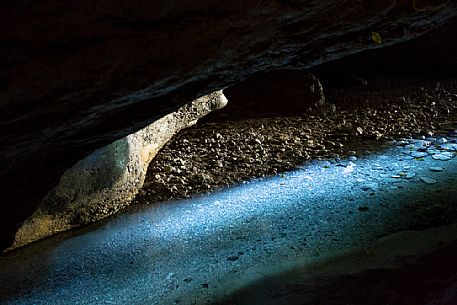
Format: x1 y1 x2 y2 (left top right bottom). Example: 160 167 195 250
2 74 457 304
135 75 457 205
1 132 457 304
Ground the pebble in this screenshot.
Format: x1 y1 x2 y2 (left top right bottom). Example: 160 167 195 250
361 183 378 191
432 154 452 161
405 172 416 179
348 156 357 161
385 178 400 183
436 137 448 145
404 144 415 150
425 131 434 137
395 140 408 146
420 176 437 184
226 256 239 261
411 151 428 158
409 139 431 148
429 166 444 172
164 165 174 174
427 149 438 155
442 143 457 151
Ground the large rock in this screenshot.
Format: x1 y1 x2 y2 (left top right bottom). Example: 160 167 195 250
1 0 456 251
11 91 227 249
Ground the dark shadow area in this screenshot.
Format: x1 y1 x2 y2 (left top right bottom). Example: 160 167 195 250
202 17 457 124
201 70 322 122
311 16 457 79
213 240 457 305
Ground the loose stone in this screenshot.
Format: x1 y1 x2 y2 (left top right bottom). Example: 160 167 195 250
405 172 416 179
361 183 378 191
432 154 452 161
429 166 444 172
436 137 448 145
427 149 438 155
442 143 457 151
164 165 174 173
395 140 408 146
227 256 239 261
420 176 437 184
411 151 428 158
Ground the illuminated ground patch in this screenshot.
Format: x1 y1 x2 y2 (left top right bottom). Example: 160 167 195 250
1 139 457 305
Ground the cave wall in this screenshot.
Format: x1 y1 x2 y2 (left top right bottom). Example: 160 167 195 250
1 0 457 251
310 16 457 78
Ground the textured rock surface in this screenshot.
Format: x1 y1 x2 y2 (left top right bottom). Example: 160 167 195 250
1 0 457 251
11 91 227 249
310 16 457 78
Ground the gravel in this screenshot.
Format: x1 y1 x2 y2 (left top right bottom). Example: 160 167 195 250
135 77 457 205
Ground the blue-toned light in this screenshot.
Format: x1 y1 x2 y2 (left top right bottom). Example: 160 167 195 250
1 142 457 305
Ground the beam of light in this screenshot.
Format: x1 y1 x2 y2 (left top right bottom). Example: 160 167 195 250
1 140 457 305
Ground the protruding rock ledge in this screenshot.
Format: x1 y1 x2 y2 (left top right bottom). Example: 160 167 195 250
11 91 227 249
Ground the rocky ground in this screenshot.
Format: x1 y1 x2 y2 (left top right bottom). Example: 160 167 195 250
3 73 457 305
134 74 457 205
3 125 457 305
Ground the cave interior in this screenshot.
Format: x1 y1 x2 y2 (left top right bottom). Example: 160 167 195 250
1 2 457 305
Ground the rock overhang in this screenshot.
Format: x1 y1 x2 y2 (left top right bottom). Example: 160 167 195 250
1 0 457 252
